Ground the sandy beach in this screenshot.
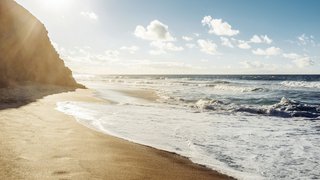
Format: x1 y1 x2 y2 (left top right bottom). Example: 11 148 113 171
0 87 233 180
1 0 318 179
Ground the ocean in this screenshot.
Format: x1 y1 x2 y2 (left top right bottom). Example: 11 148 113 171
57 75 320 179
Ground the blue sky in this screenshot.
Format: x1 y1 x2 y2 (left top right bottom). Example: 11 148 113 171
16 0 320 74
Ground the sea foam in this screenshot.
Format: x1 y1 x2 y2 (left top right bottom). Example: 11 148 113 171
280 81 320 89
57 75 320 180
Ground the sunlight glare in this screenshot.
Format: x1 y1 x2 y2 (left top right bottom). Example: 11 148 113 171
41 0 73 10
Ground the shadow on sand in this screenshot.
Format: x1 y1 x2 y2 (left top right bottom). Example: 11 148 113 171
0 83 76 110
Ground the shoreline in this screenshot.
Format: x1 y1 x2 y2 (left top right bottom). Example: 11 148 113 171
0 88 234 179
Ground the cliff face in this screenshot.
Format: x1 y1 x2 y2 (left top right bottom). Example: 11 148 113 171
0 0 82 88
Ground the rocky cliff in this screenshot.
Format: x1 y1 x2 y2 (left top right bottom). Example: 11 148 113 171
0 0 82 88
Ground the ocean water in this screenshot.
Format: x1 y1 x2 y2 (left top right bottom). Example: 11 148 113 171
57 75 320 179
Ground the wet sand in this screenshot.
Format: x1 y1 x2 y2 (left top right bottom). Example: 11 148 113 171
0 88 234 179
116 88 160 101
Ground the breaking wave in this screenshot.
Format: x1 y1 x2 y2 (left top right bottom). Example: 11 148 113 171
191 97 320 118
280 81 320 89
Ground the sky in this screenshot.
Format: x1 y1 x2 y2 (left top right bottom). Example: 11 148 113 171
15 0 320 74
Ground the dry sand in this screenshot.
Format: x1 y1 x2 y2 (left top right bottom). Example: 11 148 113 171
0 88 234 180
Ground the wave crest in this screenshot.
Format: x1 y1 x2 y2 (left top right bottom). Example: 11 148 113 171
192 97 320 119
236 97 320 118
280 81 320 89
195 99 225 110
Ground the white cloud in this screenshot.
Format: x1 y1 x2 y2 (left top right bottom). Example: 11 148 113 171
250 35 261 43
262 35 273 44
241 61 266 69
293 57 314 68
149 49 166 55
298 34 307 45
151 41 183 51
238 40 251 49
60 47 120 66
283 53 314 68
134 20 175 41
197 39 218 55
252 46 281 56
182 36 193 41
120 46 140 54
202 16 239 36
123 60 205 74
220 37 234 48
149 41 183 55
186 43 196 49
240 61 279 72
283 53 301 60
194 33 200 37
250 35 272 44
135 20 180 54
80 11 98 20
297 34 316 46
105 50 120 59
